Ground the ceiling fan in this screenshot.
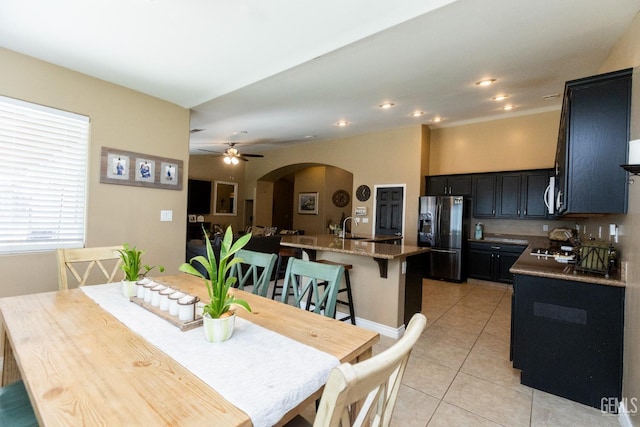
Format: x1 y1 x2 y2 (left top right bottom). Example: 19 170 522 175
198 143 264 164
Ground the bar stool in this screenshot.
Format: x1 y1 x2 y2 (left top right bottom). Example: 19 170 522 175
271 247 301 300
314 259 356 325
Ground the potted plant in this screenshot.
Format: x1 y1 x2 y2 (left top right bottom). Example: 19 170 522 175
179 225 252 342
117 244 165 297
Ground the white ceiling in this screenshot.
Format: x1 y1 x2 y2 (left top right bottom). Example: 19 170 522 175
1 0 639 156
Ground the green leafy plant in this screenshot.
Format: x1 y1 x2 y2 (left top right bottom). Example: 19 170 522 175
117 244 165 281
179 225 252 319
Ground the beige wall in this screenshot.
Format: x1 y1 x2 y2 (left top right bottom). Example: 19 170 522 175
244 126 424 244
429 110 560 175
597 12 640 420
188 156 246 232
0 48 190 298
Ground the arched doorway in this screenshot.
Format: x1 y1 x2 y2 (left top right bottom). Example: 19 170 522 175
254 163 354 235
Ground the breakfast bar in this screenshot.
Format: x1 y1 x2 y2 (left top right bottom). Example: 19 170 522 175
280 235 429 336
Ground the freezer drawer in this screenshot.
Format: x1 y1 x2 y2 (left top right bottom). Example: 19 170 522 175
429 248 462 282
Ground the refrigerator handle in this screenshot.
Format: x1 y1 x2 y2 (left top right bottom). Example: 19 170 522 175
435 201 442 247
430 248 457 254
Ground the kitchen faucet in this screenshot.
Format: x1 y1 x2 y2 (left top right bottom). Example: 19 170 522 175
341 216 358 238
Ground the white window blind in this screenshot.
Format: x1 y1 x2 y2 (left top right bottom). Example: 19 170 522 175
0 96 89 254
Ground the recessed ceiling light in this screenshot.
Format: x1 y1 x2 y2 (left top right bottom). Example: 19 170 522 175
410 111 425 117
432 116 443 123
189 128 204 133
335 121 349 127
379 102 395 109
502 105 516 111
304 135 316 139
492 95 509 101
475 78 497 87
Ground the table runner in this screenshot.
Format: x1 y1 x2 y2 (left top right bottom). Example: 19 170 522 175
82 283 339 427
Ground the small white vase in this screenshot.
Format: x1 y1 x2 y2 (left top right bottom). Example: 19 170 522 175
202 312 235 343
122 280 136 297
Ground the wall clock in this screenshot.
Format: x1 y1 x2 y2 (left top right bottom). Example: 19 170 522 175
332 189 350 207
356 185 371 202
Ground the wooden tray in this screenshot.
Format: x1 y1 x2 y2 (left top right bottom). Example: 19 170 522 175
130 296 203 331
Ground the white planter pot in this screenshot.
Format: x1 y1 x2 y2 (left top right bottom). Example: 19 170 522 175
202 312 235 343
122 280 136 297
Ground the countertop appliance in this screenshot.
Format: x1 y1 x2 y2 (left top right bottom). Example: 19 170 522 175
418 196 469 282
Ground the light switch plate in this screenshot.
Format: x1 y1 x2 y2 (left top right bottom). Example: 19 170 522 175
160 210 173 222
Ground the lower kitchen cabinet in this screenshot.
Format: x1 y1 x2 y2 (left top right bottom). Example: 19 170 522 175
511 274 624 411
467 241 526 284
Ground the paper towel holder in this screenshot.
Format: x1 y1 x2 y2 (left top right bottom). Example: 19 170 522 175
621 164 640 184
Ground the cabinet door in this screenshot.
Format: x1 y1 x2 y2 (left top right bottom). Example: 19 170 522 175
425 176 449 196
449 175 472 196
467 248 494 281
473 175 497 217
566 73 630 214
496 174 521 217
496 251 522 283
522 170 552 218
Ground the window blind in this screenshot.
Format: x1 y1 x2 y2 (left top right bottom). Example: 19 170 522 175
0 96 89 254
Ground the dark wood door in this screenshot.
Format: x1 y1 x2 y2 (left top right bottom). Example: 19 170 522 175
425 176 448 196
497 173 521 218
472 175 497 217
521 171 551 218
375 187 404 237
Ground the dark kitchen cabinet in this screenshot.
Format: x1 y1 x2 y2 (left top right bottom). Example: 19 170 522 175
426 174 472 196
511 273 624 410
467 241 526 284
474 170 552 219
472 175 497 217
555 68 632 215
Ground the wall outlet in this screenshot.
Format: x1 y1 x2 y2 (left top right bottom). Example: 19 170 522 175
542 224 549 232
362 217 369 224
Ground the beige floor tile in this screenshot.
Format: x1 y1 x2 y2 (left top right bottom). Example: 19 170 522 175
402 354 458 399
531 390 621 427
412 334 472 370
390 385 440 427
460 347 532 396
443 372 531 426
471 331 511 360
427 402 503 427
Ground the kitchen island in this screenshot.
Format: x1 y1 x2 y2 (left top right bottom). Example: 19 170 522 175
280 235 429 337
508 235 625 411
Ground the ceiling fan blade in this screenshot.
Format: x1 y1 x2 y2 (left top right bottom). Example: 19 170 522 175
197 148 224 155
240 153 264 158
237 156 250 161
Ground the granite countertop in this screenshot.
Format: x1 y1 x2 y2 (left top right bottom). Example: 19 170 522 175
494 234 626 287
280 234 429 259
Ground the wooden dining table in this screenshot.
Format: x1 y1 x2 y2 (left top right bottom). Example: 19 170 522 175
0 274 379 426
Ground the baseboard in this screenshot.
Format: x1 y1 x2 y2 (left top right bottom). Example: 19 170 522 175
348 317 405 339
618 400 636 427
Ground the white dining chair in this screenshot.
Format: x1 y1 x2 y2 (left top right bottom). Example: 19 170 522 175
289 313 427 426
57 246 123 290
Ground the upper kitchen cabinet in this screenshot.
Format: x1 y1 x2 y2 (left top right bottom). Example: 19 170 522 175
554 68 632 215
473 170 553 219
426 174 472 196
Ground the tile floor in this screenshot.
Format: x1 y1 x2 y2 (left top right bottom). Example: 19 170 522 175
378 278 622 427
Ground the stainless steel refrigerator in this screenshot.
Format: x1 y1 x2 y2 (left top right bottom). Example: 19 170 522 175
418 196 468 282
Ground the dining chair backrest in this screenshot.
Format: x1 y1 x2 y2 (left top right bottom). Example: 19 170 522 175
229 249 278 297
281 258 344 318
57 246 123 290
313 313 427 427
0 380 38 426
